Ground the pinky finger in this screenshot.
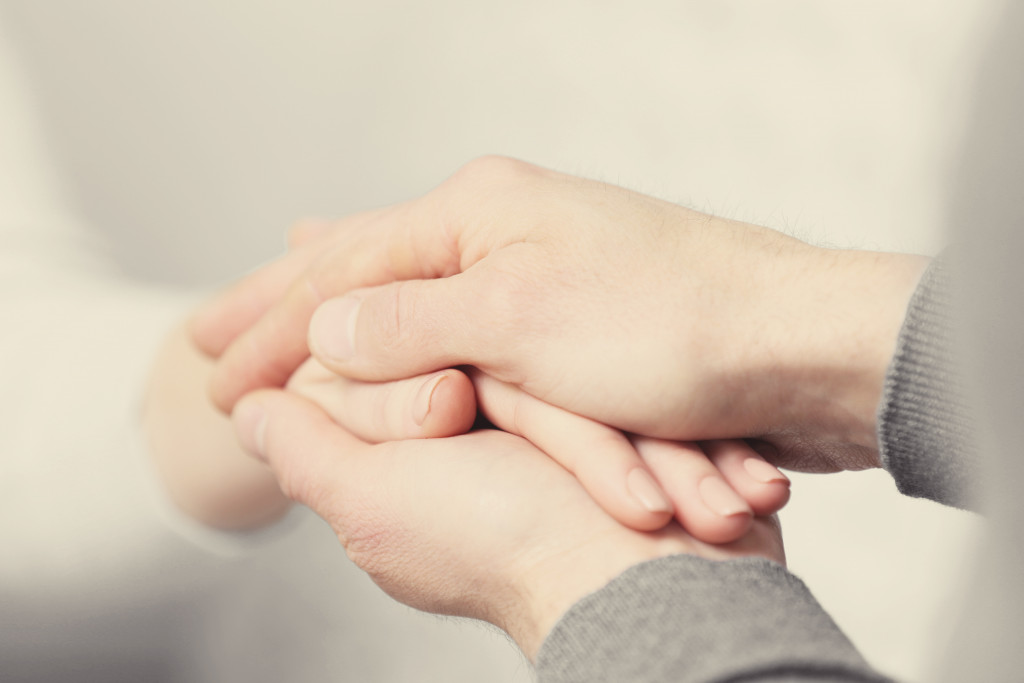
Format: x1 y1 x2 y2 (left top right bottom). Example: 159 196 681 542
633 437 753 545
701 440 791 517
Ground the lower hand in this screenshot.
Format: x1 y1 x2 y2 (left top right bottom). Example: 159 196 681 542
289 357 790 542
231 388 786 659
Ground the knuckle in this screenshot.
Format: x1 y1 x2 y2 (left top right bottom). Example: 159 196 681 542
475 268 527 324
468 271 534 376
447 155 539 192
342 523 396 577
370 281 410 353
303 251 346 306
370 280 437 358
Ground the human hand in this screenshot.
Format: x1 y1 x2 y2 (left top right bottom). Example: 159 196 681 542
230 387 786 660
288 358 790 541
194 158 928 472
143 322 291 530
143 302 476 530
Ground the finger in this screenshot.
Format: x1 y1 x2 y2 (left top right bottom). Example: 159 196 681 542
632 436 753 545
308 272 498 382
233 389 369 516
472 371 673 531
286 217 332 249
286 360 477 442
190 241 322 359
701 439 791 516
209 201 468 412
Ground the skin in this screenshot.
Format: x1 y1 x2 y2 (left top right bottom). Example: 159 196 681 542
147 302 789 538
193 157 929 474
230 387 786 661
143 323 291 530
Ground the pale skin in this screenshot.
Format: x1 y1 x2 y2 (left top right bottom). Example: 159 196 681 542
141 198 795 658
143 303 788 657
229 387 787 660
147 298 790 537
194 156 929 476
152 155 925 664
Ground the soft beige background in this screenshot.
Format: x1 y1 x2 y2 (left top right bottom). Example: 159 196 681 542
1 1 1001 680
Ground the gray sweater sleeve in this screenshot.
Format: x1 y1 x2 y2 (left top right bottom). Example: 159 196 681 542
536 257 969 682
535 555 891 682
876 256 977 509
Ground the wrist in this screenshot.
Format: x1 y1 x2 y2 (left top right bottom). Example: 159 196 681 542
505 528 694 661
763 247 930 470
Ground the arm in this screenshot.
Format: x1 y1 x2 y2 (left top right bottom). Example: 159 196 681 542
537 253 978 682
539 252 980 682
536 556 890 683
233 388 887 682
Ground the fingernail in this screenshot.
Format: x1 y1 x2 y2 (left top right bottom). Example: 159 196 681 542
743 458 790 485
413 373 447 426
698 477 750 517
234 401 268 461
310 296 362 361
627 468 674 514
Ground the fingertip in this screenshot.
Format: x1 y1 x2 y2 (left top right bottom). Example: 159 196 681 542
416 369 477 438
208 362 242 415
634 438 756 543
621 467 675 530
742 457 790 486
189 301 229 358
688 509 755 545
745 480 792 517
705 441 791 517
621 506 675 532
667 474 753 545
232 392 270 461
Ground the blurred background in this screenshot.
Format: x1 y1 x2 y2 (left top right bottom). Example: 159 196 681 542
0 1 1003 681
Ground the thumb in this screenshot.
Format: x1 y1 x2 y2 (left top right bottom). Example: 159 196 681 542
233 389 367 513
308 273 494 381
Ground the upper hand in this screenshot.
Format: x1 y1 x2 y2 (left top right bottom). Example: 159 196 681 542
194 157 928 471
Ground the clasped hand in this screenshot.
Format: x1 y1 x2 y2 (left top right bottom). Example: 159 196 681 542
190 157 927 656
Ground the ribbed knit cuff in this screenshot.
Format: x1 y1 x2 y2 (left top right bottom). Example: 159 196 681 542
536 555 890 683
876 255 977 509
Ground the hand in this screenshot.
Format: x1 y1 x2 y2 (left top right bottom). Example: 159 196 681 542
230 388 786 660
196 216 790 536
159 280 787 536
143 323 291 530
143 305 476 530
194 158 928 472
289 357 791 541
